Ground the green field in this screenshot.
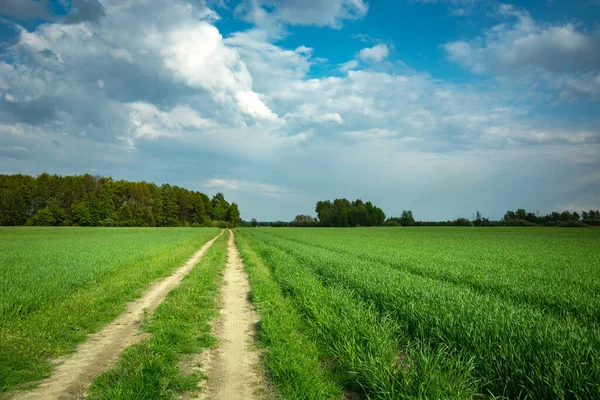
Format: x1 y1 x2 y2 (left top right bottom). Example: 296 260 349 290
88 232 228 399
0 227 219 391
236 227 600 399
2 226 599 399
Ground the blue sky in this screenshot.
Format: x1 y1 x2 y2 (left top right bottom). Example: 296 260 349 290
0 0 599 221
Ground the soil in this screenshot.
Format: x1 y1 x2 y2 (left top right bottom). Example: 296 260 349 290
11 230 224 400
193 230 268 400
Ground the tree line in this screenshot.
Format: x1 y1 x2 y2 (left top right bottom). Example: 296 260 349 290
500 208 599 227
280 207 600 228
0 173 241 227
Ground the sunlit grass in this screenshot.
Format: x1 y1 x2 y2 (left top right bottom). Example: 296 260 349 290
238 227 600 399
88 232 228 399
0 227 219 392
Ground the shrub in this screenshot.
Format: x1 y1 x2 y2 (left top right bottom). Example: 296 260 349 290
31 209 56 226
558 220 587 228
503 219 534 227
449 218 473 226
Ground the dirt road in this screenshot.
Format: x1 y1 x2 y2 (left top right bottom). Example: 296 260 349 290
196 230 267 400
12 230 224 400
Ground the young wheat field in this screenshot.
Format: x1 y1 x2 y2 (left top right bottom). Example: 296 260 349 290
236 227 600 399
1 226 599 399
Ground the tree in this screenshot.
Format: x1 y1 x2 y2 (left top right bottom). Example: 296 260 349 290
31 208 55 226
451 218 473 226
71 202 91 226
250 218 258 227
211 192 225 209
400 210 415 226
294 214 316 227
315 200 333 226
213 199 230 221
228 203 241 227
314 199 385 227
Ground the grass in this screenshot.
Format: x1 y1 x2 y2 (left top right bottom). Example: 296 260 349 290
87 231 228 399
237 230 479 399
237 227 600 399
0 227 219 392
236 232 343 399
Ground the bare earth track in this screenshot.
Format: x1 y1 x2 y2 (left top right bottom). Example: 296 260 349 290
11 230 224 400
195 230 268 400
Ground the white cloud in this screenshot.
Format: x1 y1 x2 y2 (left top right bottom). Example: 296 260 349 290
204 178 292 197
340 59 359 72
128 102 215 139
444 5 600 100
561 72 600 101
344 128 398 140
156 22 278 120
358 44 389 63
235 90 278 120
204 178 239 190
236 0 368 29
294 45 313 56
445 23 600 74
316 113 343 124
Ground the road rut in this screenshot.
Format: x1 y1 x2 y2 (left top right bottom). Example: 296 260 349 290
196 230 267 400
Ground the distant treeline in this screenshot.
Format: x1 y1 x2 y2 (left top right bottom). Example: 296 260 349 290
500 209 599 226
247 207 600 228
385 208 600 227
0 173 241 227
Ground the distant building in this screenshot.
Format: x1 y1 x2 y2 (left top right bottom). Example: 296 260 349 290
476 211 481 220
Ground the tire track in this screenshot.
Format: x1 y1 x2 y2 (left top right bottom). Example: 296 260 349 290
195 230 268 400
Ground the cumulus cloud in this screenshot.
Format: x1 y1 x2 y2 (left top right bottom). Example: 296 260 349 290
414 0 483 16
339 59 359 72
444 5 600 100
0 0 52 20
236 0 368 29
153 22 278 120
0 0 105 24
317 113 344 124
204 178 292 197
0 0 598 220
128 102 215 139
358 44 389 63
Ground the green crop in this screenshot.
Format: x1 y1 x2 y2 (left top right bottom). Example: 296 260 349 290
88 232 228 399
0 227 219 392
237 227 600 399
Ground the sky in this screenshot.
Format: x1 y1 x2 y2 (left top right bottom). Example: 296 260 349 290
0 0 599 221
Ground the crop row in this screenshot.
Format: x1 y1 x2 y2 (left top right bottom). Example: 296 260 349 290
260 227 600 326
238 228 600 399
237 230 480 399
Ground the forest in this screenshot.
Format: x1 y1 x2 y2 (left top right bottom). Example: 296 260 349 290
0 173 240 227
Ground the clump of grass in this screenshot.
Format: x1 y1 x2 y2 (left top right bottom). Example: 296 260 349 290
87 232 228 399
